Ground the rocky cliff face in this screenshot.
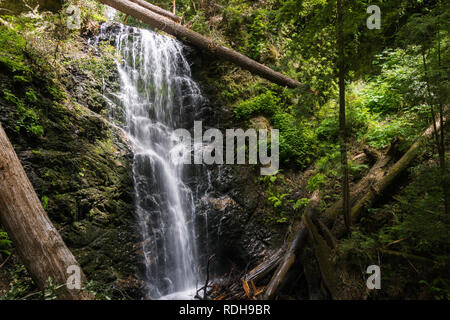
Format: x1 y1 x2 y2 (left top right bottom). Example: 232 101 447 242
0 19 143 298
185 46 285 277
0 11 282 298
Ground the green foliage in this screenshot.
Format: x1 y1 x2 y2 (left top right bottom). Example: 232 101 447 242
0 264 34 300
41 196 49 211
247 10 268 60
234 90 317 168
362 49 425 114
272 111 316 168
420 278 450 300
25 89 38 103
293 197 310 210
1 89 44 137
190 11 209 35
15 105 44 137
348 161 369 176
234 90 280 120
0 26 31 75
0 228 12 257
307 173 326 191
268 192 289 208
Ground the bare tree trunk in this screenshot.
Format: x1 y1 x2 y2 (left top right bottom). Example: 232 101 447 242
129 0 181 22
347 119 444 225
436 22 449 215
0 124 91 300
421 51 448 215
243 246 286 284
263 192 320 300
321 143 397 227
337 0 350 231
99 0 302 88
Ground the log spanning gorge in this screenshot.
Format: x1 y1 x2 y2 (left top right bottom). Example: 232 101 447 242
97 9 212 299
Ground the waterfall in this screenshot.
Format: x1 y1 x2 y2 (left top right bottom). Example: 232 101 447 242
101 23 209 299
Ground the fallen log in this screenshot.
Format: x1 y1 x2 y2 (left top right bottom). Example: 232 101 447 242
379 249 434 265
0 124 91 300
350 121 442 223
263 191 320 300
263 120 441 299
98 0 302 88
303 209 339 299
321 141 398 228
330 118 444 238
128 0 182 23
243 246 286 284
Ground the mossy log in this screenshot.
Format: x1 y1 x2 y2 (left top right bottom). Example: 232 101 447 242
99 0 302 88
0 124 91 300
263 191 320 300
262 120 441 299
330 119 444 238
349 121 442 222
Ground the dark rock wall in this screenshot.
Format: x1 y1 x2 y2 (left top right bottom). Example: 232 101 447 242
0 31 143 298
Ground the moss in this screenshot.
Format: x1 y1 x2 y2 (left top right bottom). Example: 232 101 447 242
0 8 141 298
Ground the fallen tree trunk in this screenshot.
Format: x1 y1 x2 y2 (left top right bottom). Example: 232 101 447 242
263 191 320 300
98 0 302 88
243 246 286 284
303 209 339 299
321 143 397 228
129 0 182 23
263 120 441 299
350 122 442 222
0 124 90 300
330 119 444 238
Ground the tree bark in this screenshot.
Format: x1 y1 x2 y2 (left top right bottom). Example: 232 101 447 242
263 191 320 300
243 246 286 284
321 142 397 227
330 118 444 238
337 0 350 231
98 0 302 88
348 120 443 223
0 124 91 300
128 0 182 23
303 209 339 299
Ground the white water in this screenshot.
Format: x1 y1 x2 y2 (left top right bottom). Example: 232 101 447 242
105 23 205 299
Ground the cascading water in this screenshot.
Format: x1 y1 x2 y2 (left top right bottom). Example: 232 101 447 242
97 15 211 299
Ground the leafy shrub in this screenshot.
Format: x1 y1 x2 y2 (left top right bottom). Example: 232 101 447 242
0 228 12 257
272 111 316 168
234 90 280 120
235 91 317 168
307 173 326 191
15 105 44 137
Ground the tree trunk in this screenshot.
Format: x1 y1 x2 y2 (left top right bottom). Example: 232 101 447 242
243 246 286 284
337 0 350 231
348 120 444 223
263 191 320 300
330 118 444 238
303 209 339 299
98 0 302 88
0 124 90 300
321 142 397 227
129 0 182 23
